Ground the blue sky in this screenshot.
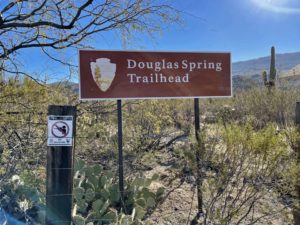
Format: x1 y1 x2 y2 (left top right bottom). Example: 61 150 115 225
97 0 300 60
156 0 300 61
17 0 300 82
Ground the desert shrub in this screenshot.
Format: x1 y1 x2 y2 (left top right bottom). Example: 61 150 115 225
75 99 193 171
201 84 300 128
284 126 300 224
232 86 300 128
123 100 192 153
75 101 118 166
0 77 71 224
182 122 296 225
0 77 70 176
75 99 174 169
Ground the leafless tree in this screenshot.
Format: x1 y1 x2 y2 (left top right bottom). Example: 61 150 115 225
0 0 178 79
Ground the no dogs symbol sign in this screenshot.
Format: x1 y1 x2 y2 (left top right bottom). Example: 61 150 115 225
47 116 73 146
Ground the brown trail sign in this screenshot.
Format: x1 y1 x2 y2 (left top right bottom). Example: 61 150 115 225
79 50 232 220
79 50 231 100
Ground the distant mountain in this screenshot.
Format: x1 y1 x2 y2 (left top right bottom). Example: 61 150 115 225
233 51 300 77
50 81 79 94
232 74 262 91
278 64 300 85
281 64 300 77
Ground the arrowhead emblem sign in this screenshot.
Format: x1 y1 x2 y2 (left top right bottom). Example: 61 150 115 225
80 50 232 99
90 58 116 92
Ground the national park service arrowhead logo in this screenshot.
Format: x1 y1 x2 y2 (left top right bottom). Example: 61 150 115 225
90 58 116 92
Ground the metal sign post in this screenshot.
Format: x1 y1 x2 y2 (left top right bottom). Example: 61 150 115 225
296 102 300 127
46 105 76 225
194 98 203 220
294 102 300 224
117 100 126 212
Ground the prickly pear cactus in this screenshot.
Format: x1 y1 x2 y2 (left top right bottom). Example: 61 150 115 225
72 159 164 225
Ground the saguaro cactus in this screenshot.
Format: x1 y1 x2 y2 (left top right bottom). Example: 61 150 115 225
262 46 277 88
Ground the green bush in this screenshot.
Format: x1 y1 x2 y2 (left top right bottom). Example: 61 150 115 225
202 85 300 128
233 87 300 127
180 122 296 225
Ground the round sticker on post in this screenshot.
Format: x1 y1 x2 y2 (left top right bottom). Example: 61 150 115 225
47 116 73 146
51 121 69 138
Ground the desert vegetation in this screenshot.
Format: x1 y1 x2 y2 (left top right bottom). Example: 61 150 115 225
0 75 300 225
0 1 300 225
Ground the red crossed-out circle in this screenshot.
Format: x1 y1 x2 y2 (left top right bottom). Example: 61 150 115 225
51 121 69 138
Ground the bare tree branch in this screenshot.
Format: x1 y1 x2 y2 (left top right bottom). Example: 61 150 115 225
0 0 179 78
